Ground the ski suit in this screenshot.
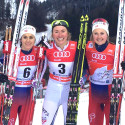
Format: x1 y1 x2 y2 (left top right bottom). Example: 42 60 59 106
86 41 115 125
8 46 38 125
42 41 77 125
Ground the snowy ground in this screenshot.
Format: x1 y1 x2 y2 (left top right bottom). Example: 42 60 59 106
15 92 89 125
33 92 125 125
32 92 89 125
15 91 125 125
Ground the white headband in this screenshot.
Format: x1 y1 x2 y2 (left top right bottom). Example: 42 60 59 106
19 25 36 39
92 21 109 35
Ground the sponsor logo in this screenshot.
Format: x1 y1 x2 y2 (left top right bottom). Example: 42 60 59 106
42 117 47 124
108 49 113 53
20 55 35 62
42 108 49 116
88 43 93 48
92 53 106 60
70 43 75 49
53 51 70 58
89 113 96 123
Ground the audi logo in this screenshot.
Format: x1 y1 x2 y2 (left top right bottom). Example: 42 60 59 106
53 51 70 57
92 53 106 60
20 55 35 62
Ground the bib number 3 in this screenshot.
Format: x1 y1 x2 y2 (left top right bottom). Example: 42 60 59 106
58 64 65 74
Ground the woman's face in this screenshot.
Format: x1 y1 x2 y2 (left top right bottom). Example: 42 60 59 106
92 28 108 45
21 33 35 51
52 26 68 49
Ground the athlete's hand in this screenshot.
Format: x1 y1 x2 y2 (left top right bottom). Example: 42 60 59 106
0 73 8 82
41 79 46 87
37 35 45 46
36 34 51 48
121 61 125 70
79 77 85 89
32 79 38 89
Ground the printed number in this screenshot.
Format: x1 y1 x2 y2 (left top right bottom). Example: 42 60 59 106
23 67 31 78
58 64 65 74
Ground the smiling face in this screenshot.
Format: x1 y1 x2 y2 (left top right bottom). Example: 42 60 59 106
21 33 35 51
52 26 69 49
92 28 108 45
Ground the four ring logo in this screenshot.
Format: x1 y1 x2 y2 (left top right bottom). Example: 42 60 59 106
20 55 35 62
53 51 70 57
92 53 106 60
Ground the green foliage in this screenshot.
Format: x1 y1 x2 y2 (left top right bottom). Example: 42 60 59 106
0 0 120 43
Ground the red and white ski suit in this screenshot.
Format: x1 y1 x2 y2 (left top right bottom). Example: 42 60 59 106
42 41 77 125
86 41 115 125
8 46 38 125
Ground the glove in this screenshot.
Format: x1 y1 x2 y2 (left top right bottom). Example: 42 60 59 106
79 77 85 88
41 79 46 87
121 61 125 70
0 73 8 82
36 36 45 46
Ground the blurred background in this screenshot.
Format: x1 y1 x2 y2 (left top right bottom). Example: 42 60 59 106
0 0 119 42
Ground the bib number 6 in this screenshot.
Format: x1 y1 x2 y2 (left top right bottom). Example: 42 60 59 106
23 67 31 78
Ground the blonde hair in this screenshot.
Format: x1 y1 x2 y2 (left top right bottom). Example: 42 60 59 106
67 32 71 41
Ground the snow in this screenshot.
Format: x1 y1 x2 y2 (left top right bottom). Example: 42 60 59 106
38 0 46 3
28 92 89 125
15 92 89 125
15 91 125 125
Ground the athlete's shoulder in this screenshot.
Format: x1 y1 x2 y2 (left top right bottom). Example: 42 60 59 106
69 40 77 44
87 41 92 44
32 46 38 50
108 42 116 50
109 41 115 45
32 46 39 54
47 41 54 49
69 41 77 49
86 41 93 49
